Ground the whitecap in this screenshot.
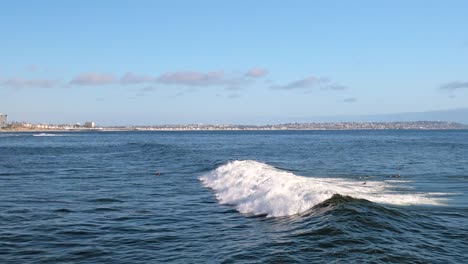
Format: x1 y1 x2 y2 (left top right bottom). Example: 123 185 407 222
33 133 66 137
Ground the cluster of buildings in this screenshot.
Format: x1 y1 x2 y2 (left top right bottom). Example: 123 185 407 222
128 121 467 131
0 113 97 130
4 121 96 130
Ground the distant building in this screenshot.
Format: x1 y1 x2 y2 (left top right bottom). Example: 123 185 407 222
0 114 7 127
83 121 95 128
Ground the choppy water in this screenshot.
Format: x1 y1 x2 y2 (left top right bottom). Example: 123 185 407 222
1 130 467 263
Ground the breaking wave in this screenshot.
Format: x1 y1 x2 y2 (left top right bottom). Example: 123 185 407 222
199 160 444 217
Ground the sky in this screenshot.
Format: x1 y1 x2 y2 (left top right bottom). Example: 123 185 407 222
0 0 467 125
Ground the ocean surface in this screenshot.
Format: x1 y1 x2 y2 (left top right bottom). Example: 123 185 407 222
1 130 467 263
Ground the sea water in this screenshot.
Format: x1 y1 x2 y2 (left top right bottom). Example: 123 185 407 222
0 130 467 263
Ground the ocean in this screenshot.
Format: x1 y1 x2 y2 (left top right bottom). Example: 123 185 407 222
1 130 467 263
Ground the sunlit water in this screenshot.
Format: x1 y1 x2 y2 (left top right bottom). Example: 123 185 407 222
1 130 467 263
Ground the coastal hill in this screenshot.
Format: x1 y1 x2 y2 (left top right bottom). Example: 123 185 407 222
271 108 468 125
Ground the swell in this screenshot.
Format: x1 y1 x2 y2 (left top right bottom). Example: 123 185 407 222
199 160 445 217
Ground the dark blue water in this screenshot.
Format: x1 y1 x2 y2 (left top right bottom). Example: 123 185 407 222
1 130 467 263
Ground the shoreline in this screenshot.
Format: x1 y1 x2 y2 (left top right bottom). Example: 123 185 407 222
2 128 468 133
2 121 467 133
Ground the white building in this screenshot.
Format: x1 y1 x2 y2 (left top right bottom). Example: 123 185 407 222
83 121 95 128
0 114 7 127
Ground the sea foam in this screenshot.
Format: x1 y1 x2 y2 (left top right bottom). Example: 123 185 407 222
33 133 66 137
200 160 443 217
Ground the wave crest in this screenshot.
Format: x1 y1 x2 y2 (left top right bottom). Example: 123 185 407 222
199 160 443 217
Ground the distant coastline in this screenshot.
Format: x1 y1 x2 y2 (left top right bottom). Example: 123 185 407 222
1 121 467 132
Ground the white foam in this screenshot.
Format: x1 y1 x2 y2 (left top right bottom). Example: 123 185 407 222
200 160 444 217
33 133 65 137
384 180 412 183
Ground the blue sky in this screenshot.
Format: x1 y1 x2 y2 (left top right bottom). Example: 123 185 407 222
0 0 467 125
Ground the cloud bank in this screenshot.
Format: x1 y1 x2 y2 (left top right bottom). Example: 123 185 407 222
70 69 260 87
70 73 115 85
3 68 353 100
439 81 468 90
156 71 249 87
0 78 58 88
157 71 225 86
271 76 324 90
271 75 348 92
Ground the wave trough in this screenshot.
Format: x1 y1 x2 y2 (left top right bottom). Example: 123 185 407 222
200 160 443 217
